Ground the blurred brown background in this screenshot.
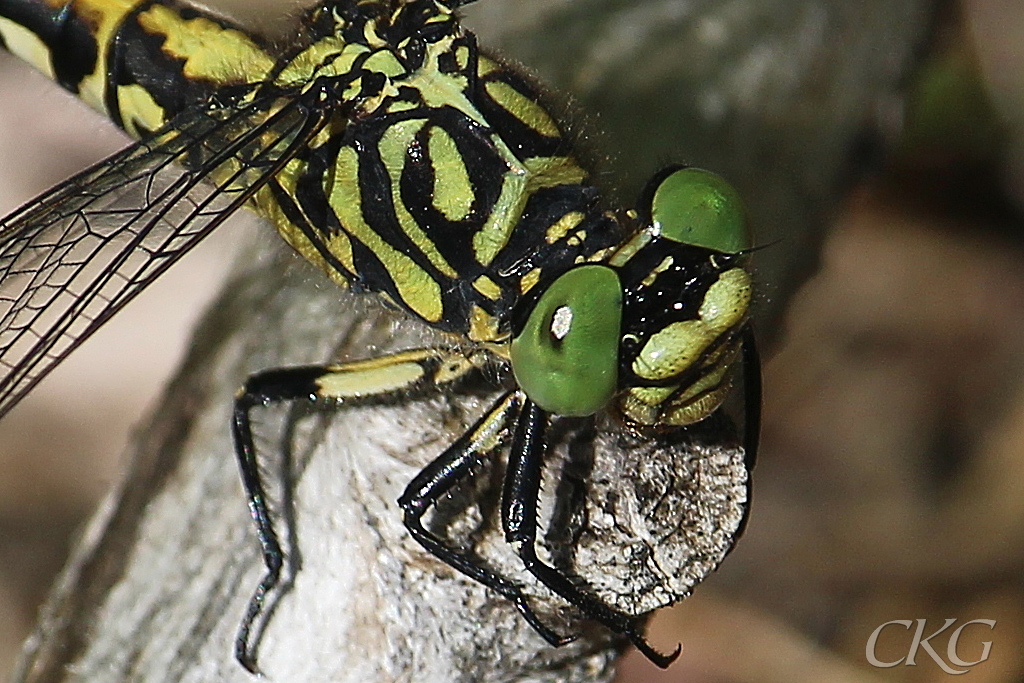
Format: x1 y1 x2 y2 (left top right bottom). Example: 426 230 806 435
1 0 1022 681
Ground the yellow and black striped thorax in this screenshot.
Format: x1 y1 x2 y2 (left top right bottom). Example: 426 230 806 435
0 0 622 342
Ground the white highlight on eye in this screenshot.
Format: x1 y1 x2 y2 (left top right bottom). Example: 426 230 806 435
551 305 573 340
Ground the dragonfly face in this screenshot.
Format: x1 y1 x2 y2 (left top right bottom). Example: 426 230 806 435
511 167 752 428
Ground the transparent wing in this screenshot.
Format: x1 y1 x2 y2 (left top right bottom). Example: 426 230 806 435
0 89 329 418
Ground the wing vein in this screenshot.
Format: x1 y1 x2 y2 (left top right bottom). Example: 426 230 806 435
0 88 332 417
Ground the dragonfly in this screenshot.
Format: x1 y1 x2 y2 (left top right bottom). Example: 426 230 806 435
0 0 760 671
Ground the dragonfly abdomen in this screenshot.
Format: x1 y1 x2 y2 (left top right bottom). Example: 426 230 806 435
0 0 274 138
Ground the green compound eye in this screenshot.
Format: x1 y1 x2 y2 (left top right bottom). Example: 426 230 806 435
511 265 622 416
650 167 750 253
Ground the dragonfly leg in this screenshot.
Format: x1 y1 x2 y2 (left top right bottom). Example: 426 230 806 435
741 326 761 471
232 347 486 672
502 399 682 668
724 326 761 545
398 390 575 647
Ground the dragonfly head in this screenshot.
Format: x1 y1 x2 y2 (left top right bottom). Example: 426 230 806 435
509 167 753 428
